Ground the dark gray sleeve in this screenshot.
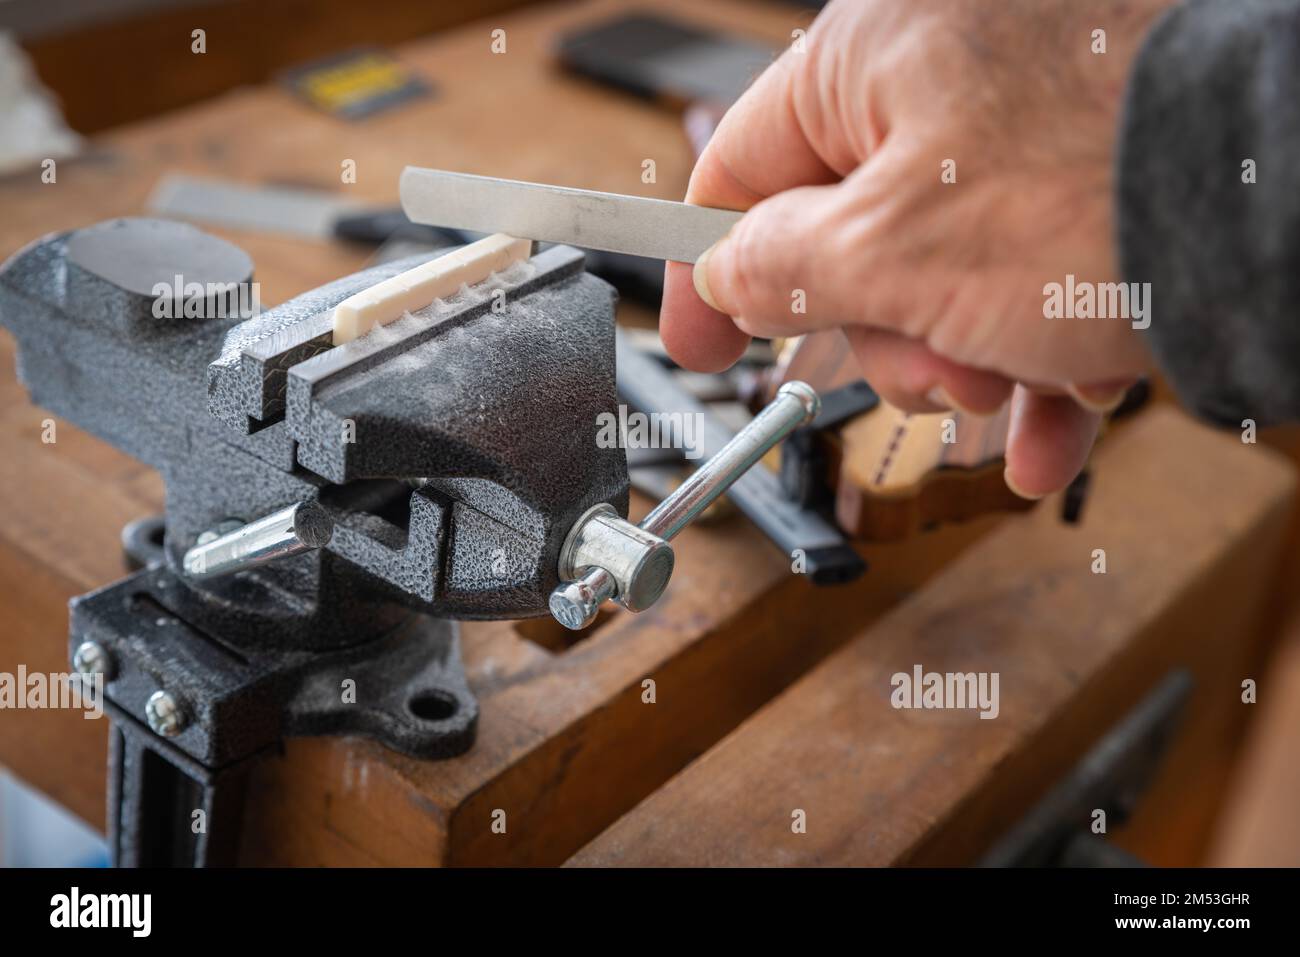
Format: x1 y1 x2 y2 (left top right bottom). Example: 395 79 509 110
1117 0 1300 427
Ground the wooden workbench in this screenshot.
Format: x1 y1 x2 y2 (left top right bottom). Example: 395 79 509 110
0 0 1294 866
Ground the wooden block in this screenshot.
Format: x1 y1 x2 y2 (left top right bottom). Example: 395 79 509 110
0 353 164 822
235 503 996 865
567 408 1296 866
0 541 109 826
1206 619 1300 866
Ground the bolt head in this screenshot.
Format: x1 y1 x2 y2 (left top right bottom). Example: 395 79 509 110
72 641 113 680
549 581 601 631
145 690 189 737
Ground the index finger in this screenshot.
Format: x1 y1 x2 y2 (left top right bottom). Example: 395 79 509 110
661 49 842 372
686 48 843 208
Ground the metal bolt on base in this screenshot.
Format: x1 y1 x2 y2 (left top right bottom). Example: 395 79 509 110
72 640 114 680
145 690 189 737
549 381 820 630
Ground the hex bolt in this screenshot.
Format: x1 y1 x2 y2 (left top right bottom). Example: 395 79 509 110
549 381 820 630
72 640 114 680
145 690 189 738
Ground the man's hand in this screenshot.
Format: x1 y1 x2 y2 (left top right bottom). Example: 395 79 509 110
660 0 1173 497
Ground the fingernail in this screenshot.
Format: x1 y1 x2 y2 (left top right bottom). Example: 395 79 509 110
693 241 722 311
1066 383 1127 414
1003 467 1045 501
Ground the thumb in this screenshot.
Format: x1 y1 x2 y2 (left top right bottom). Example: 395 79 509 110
691 181 861 339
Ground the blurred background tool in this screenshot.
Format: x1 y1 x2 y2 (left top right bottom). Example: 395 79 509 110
555 10 777 107
279 46 432 120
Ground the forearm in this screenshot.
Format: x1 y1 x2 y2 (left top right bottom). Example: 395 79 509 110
1118 0 1300 426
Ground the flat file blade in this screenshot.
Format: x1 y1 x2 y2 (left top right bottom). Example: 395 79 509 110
399 167 742 264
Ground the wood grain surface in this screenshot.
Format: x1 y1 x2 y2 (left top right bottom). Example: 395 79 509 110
570 408 1296 865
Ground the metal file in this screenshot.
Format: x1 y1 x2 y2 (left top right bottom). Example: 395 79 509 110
399 167 742 264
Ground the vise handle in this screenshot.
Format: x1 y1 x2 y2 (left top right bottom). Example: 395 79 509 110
548 381 821 630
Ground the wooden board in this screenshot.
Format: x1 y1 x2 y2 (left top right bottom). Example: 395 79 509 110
17 0 536 134
1207 616 1300 866
0 335 163 827
568 408 1296 866
234 513 995 865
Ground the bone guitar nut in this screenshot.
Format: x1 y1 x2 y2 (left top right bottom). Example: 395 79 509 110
330 232 532 344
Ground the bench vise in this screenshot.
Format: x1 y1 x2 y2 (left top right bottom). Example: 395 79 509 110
0 217 816 866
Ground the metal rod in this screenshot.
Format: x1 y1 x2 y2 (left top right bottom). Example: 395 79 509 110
182 501 334 579
640 382 819 541
615 329 862 582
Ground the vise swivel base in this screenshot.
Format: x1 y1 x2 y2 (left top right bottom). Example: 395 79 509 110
0 217 816 867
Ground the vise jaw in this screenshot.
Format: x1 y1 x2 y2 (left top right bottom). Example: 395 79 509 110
0 217 627 865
